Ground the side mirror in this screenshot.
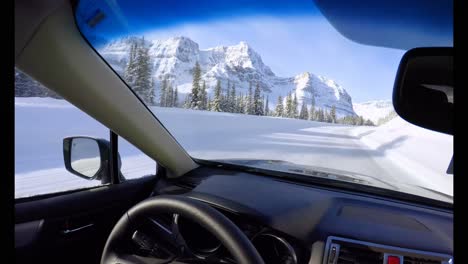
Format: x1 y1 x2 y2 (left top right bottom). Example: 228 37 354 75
393 47 453 135
63 136 121 184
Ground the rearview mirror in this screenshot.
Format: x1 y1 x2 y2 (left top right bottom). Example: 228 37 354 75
393 47 453 134
63 136 113 183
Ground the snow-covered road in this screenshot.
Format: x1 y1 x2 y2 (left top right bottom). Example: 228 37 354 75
156 107 453 198
155 108 410 182
15 98 453 200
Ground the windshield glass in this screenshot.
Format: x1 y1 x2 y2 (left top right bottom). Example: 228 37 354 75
74 0 453 203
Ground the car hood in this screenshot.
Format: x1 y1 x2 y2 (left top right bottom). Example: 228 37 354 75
214 159 453 203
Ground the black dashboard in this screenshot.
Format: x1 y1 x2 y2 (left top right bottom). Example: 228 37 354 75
143 166 453 264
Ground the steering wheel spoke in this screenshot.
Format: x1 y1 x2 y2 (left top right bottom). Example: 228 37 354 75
111 253 176 264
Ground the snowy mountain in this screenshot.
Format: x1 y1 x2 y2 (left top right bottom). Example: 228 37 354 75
100 36 356 117
353 100 395 124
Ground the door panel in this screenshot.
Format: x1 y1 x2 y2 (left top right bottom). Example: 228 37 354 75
15 176 158 264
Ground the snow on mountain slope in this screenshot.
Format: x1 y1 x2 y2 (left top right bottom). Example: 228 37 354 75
353 100 394 123
99 36 356 117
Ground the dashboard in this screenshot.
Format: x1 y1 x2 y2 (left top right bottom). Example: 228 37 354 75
134 209 305 263
138 166 453 264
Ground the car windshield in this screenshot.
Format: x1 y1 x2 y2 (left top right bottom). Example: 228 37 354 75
73 0 453 203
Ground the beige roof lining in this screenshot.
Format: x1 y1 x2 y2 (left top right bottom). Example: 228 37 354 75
15 0 64 59
15 0 198 178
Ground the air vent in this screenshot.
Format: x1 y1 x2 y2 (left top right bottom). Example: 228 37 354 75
338 243 382 264
404 256 440 264
324 236 452 264
327 241 383 264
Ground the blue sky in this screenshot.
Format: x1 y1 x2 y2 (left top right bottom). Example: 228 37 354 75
77 0 407 103
143 15 406 103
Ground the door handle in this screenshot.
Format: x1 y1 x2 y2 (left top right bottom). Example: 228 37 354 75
61 223 94 235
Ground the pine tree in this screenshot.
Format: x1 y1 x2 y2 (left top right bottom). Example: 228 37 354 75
173 87 179 107
124 41 138 87
308 106 315 121
309 96 316 120
150 77 156 105
299 101 308 120
229 83 236 113
330 105 337 123
220 81 230 112
134 38 153 104
259 94 265 116
253 83 262 115
274 95 284 117
166 83 174 107
183 94 191 109
200 81 207 110
207 96 212 109
285 93 292 118
359 116 365 126
247 82 253 114
211 79 222 112
264 96 270 116
160 77 168 107
311 108 317 120
224 80 231 112
316 108 323 122
325 109 333 123
351 116 357 125
190 61 202 109
237 93 245 114
365 119 375 126
243 93 248 114
292 93 298 118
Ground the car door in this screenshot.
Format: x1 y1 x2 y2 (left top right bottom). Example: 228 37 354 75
14 70 159 264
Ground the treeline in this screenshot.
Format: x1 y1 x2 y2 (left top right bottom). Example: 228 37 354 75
180 62 374 126
122 39 374 126
182 62 268 115
272 94 374 125
338 115 375 126
15 69 62 99
377 110 397 125
123 37 155 104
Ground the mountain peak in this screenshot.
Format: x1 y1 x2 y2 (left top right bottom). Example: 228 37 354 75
296 71 311 80
237 41 250 49
166 36 198 46
150 36 199 63
99 36 357 117
156 36 199 50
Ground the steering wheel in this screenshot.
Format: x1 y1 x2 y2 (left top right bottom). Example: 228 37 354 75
101 195 265 264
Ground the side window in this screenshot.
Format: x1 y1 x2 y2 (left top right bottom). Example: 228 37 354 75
14 69 156 199
119 138 158 180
